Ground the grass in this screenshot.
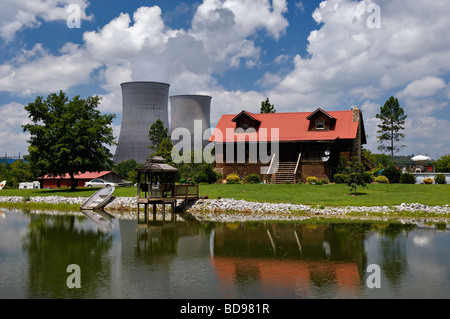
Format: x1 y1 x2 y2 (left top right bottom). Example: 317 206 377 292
197 183 450 207
1 183 449 207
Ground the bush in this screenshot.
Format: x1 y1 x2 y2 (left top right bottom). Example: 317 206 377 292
226 173 241 184
434 173 447 184
423 177 434 184
333 173 349 184
374 176 389 184
400 173 416 184
215 172 223 183
245 174 261 184
306 176 319 184
194 172 208 184
380 165 401 183
320 179 329 185
363 172 375 184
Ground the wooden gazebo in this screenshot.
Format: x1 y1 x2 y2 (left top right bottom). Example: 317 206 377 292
135 156 199 223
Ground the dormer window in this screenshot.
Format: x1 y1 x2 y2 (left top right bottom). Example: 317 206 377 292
307 108 336 131
232 110 261 133
315 120 325 130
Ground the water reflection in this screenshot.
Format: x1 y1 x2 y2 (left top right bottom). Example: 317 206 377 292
210 222 370 298
20 211 113 298
0 209 449 299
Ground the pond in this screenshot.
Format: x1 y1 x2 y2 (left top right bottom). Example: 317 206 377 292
0 209 449 299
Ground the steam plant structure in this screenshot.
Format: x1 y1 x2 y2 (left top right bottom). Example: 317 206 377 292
170 95 212 151
113 81 170 164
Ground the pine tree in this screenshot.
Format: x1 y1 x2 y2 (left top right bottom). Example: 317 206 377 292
260 98 276 113
376 96 407 159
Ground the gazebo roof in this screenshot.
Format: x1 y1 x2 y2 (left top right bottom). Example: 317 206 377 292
136 156 178 173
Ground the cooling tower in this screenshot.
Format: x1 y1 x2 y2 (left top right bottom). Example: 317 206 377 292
113 81 170 164
170 95 212 151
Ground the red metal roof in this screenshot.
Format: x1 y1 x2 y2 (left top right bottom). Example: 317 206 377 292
210 109 361 143
40 171 112 180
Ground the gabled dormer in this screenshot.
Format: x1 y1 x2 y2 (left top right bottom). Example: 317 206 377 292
232 110 261 132
306 108 336 131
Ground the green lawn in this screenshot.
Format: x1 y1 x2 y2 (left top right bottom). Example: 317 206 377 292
1 183 449 207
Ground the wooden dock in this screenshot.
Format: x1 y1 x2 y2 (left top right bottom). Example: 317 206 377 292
135 156 199 224
136 183 199 223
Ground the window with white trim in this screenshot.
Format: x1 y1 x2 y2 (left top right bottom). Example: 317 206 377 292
315 120 325 130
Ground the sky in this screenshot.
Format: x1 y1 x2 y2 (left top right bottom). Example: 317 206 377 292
1 0 449 160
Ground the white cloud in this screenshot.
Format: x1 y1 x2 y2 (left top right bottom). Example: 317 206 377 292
0 0 92 41
1 0 450 157
398 77 447 99
0 102 30 155
0 43 100 96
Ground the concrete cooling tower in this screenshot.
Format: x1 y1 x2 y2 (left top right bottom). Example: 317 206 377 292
170 95 211 151
113 81 170 164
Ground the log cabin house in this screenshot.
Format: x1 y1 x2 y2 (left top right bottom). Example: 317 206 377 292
209 107 367 183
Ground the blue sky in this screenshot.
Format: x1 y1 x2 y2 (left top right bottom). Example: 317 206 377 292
1 0 449 160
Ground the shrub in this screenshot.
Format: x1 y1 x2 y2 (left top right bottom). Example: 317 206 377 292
374 176 389 184
434 173 447 184
400 173 416 184
423 177 434 184
245 174 261 184
215 172 223 183
333 173 349 184
363 172 375 184
226 173 241 184
380 165 401 183
194 172 208 184
320 179 329 185
306 176 319 184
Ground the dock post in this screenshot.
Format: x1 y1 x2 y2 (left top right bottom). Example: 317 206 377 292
144 203 148 224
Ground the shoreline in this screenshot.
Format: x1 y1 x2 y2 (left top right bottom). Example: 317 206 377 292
1 195 450 224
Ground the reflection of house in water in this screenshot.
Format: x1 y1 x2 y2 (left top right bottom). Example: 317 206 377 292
210 223 369 298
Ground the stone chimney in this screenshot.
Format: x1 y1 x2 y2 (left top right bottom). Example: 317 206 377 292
352 106 361 122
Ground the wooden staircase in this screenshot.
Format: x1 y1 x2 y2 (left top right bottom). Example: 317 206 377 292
270 162 297 184
361 155 376 170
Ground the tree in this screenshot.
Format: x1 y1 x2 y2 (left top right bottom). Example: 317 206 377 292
23 91 116 190
343 157 367 195
260 97 276 113
10 160 34 188
376 96 407 159
148 119 169 153
435 154 450 172
154 138 175 167
113 159 138 181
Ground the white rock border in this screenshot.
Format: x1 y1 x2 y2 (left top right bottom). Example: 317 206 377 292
1 196 449 223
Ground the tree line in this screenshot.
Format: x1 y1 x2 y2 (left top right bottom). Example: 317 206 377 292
1 92 449 190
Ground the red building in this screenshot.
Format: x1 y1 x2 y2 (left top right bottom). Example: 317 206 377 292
210 107 367 183
38 171 124 189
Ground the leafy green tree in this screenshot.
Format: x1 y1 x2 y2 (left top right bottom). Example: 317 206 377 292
344 157 367 195
0 163 11 187
148 119 169 153
10 160 34 188
154 138 175 166
435 154 450 172
260 97 276 113
376 96 407 159
22 91 116 190
113 159 138 180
